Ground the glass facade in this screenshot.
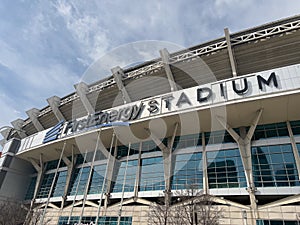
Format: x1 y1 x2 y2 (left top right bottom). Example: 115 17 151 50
58 216 132 225
112 160 138 193
140 157 165 191
141 139 167 154
25 176 37 200
68 167 91 196
172 133 201 150
252 144 299 187
257 220 300 225
252 122 288 140
290 120 300 136
88 164 107 194
207 149 247 188
37 173 55 198
52 170 67 197
205 130 236 145
171 153 203 190
26 120 300 206
117 143 140 158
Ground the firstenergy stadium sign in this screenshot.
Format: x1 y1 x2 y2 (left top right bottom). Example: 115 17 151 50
43 63 298 144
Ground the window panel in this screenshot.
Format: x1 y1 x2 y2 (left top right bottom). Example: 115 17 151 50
207 149 246 189
171 153 203 190
37 173 55 198
88 164 107 195
252 144 300 187
52 170 67 197
112 160 138 193
68 166 90 196
25 176 37 200
140 157 164 191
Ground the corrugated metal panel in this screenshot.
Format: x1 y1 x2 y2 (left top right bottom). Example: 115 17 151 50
172 49 232 89
125 70 171 101
39 112 59 129
235 30 300 75
94 85 123 111
23 122 37 136
59 99 87 121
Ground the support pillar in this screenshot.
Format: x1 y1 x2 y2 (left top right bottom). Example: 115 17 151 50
111 66 131 104
216 109 263 225
134 142 142 198
74 82 95 114
62 145 76 208
202 132 209 194
224 28 238 77
47 96 65 121
11 119 27 138
144 123 178 206
26 108 44 132
159 48 178 92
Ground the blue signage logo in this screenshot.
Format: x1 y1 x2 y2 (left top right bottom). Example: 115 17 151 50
43 120 65 144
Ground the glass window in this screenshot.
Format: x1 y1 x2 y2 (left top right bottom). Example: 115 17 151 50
112 160 138 193
37 173 55 198
88 164 107 195
252 122 288 140
171 153 203 190
45 159 66 171
117 143 140 158
68 166 90 196
256 220 299 225
291 120 300 136
141 139 167 154
25 176 37 200
52 170 67 197
172 133 202 150
58 216 132 225
140 157 165 191
252 144 300 187
207 149 246 189
205 130 236 145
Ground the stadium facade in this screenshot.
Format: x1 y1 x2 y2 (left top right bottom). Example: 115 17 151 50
1 15 300 225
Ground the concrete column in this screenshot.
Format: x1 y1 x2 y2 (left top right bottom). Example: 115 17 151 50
62 146 76 208
74 82 95 114
216 109 263 225
134 142 142 198
144 123 178 206
159 48 178 92
47 96 65 121
28 154 45 202
202 132 209 194
11 119 27 138
111 66 131 104
224 28 238 77
26 108 44 132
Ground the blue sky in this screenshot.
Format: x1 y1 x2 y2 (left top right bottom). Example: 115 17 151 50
0 0 300 130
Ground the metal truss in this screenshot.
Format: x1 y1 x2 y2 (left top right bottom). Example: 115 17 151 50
22 16 300 125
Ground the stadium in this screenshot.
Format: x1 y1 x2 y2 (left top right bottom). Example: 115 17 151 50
1 15 300 225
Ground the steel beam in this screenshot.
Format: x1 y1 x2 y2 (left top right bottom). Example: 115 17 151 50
111 66 131 103
224 28 238 77
74 82 95 114
47 96 65 121
258 194 300 210
26 108 44 132
159 48 178 92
